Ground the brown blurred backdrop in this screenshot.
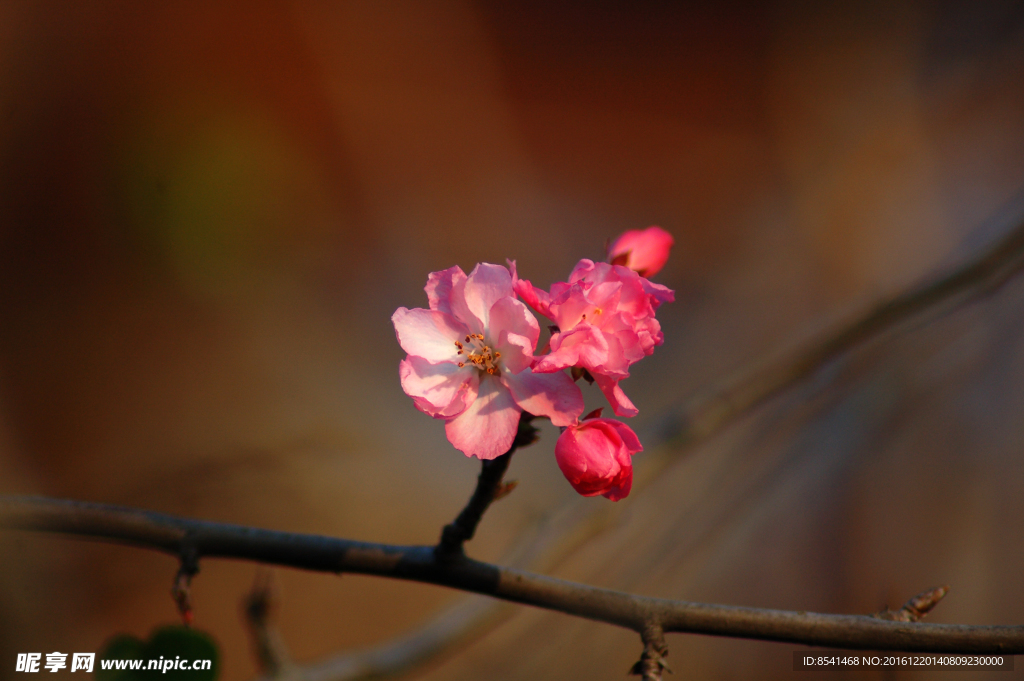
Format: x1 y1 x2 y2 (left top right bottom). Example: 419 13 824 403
2 1 1024 679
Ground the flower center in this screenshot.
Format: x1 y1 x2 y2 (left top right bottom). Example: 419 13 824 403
455 334 502 375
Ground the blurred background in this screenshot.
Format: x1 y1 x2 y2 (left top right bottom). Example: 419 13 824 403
2 1 1024 679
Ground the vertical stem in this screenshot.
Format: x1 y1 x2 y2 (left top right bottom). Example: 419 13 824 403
436 415 537 557
171 536 199 626
631 624 669 680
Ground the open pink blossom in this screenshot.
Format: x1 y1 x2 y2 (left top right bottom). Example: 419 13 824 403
514 259 674 417
554 415 642 501
393 263 584 459
607 226 674 277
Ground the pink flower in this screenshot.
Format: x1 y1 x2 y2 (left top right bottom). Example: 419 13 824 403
554 416 642 501
514 259 674 417
393 263 584 459
607 226 674 277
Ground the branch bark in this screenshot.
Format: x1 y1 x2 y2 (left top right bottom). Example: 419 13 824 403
3 495 1022 654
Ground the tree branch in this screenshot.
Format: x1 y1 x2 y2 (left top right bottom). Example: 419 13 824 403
3 494 1022 654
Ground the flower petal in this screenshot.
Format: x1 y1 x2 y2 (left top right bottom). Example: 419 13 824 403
399 356 479 418
497 331 534 374
533 324 610 374
490 297 540 374
603 419 643 454
641 277 675 309
589 262 654 319
463 263 514 333
444 375 521 459
424 266 467 315
547 283 592 331
489 296 540 350
502 367 583 427
508 259 555 319
513 277 552 319
567 258 597 284
631 315 664 355
602 319 644 370
601 467 633 501
448 275 481 334
392 307 470 363
594 373 639 417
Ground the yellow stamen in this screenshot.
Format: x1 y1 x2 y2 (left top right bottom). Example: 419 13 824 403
455 332 504 376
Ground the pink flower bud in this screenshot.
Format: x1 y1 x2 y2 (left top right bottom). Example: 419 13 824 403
607 226 674 277
554 417 642 501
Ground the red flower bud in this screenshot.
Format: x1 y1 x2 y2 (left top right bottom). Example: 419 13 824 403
607 226 674 277
555 417 642 501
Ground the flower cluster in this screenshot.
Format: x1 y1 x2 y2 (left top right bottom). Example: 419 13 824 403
393 226 673 500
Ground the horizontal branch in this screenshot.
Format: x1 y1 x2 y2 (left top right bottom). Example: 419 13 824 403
3 495 1022 654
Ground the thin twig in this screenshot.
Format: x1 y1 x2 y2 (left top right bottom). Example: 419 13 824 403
2 495 1022 654
874 586 951 623
243 572 298 679
437 415 536 556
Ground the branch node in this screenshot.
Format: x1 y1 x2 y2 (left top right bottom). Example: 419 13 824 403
493 480 519 501
630 623 670 680
873 585 950 622
171 537 200 626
